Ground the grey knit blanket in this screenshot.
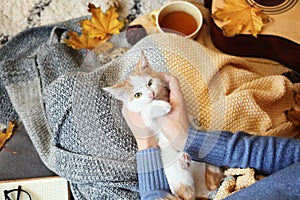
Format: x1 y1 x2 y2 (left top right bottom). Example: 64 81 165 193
0 18 143 199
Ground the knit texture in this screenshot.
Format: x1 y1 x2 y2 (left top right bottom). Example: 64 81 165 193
1 3 299 199
130 2 300 137
185 126 231 166
136 148 169 191
0 20 141 199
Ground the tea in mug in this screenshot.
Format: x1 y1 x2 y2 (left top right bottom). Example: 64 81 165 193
159 11 198 36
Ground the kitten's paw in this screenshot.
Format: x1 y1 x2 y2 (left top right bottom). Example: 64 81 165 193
161 101 171 114
151 100 171 117
179 153 191 169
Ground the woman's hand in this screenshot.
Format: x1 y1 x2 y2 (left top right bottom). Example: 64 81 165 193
157 73 190 151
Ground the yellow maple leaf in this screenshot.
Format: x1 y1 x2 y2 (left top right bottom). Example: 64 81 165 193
0 121 16 151
81 3 125 39
64 30 108 50
213 0 270 37
64 3 124 50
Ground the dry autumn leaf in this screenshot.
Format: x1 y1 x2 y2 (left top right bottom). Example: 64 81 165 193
64 3 124 50
66 30 109 50
213 0 270 37
81 4 125 39
0 121 16 151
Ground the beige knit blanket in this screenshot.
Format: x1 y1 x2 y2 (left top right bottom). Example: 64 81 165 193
130 1 300 138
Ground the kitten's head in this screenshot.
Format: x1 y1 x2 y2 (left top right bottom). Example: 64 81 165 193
104 51 170 112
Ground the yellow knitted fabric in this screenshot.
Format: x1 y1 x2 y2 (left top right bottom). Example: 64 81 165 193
144 35 298 137
130 2 299 137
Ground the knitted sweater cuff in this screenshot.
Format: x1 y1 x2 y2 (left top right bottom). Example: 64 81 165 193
184 125 231 166
136 148 170 191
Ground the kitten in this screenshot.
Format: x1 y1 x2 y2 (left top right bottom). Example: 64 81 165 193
104 51 223 200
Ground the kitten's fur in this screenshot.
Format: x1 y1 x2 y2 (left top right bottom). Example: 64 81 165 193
104 52 223 200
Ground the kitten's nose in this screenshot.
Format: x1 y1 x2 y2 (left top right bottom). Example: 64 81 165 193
148 91 155 99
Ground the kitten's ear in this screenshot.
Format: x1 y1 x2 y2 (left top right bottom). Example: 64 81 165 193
136 50 152 71
103 86 126 101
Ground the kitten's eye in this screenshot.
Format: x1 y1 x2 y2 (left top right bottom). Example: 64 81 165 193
148 79 153 87
134 92 142 98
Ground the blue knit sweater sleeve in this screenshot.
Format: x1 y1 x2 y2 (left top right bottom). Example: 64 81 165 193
136 148 170 200
185 126 300 175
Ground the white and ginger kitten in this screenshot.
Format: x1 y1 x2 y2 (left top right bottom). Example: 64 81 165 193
104 52 223 200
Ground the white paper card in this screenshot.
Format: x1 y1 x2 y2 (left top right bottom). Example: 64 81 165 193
0 176 69 200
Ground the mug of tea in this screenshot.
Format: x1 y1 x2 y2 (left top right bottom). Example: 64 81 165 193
151 1 203 39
